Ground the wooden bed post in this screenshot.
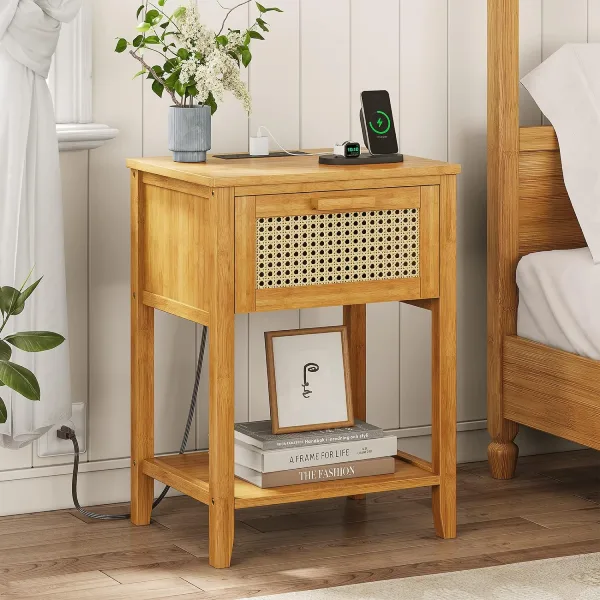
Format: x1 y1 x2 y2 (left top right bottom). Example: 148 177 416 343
487 0 521 479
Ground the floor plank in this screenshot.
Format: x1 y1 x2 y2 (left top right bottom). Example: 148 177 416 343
0 451 597 599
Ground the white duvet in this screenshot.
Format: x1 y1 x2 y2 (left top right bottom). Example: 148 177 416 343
517 248 600 360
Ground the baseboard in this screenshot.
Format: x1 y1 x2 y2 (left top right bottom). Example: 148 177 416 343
0 427 584 516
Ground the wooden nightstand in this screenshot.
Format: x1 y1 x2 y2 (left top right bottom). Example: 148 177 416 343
126 153 460 569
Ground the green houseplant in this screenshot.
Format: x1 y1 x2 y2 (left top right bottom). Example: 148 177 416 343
0 273 65 424
115 0 282 162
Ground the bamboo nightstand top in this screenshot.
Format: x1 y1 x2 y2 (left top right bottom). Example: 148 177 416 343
126 153 461 190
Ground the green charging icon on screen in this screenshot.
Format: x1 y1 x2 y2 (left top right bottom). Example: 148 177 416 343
368 110 392 135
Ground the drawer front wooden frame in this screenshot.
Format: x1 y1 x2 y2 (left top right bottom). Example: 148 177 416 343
235 186 440 313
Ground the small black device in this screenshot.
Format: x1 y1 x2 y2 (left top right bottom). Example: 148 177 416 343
333 141 361 159
360 90 399 155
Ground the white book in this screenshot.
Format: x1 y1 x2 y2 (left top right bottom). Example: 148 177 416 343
234 434 398 473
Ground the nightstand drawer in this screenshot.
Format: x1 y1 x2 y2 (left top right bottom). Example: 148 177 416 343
235 186 440 313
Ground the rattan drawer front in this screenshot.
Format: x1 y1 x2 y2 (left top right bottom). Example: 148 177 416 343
235 186 439 313
256 209 420 289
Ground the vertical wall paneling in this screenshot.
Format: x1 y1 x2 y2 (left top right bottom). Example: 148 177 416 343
298 0 349 331
350 0 401 429
542 0 589 59
249 0 300 148
588 0 600 41
88 0 144 460
519 0 543 126
247 0 301 423
448 0 487 423
398 0 448 429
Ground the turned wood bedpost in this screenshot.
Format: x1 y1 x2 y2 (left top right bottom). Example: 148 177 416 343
487 0 521 479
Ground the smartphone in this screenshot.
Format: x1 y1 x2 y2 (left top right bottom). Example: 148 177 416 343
360 90 399 155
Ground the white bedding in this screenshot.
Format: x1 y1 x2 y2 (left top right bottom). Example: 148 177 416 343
517 247 600 360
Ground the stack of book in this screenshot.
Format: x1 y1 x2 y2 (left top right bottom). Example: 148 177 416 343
234 420 398 488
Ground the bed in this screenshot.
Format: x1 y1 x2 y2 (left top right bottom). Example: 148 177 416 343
487 0 600 479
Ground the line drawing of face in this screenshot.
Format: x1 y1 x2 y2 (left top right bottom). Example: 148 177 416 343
302 362 320 398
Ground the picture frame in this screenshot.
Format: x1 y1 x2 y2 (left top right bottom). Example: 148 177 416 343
264 326 354 434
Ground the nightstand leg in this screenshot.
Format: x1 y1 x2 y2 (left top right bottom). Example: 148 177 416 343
431 176 457 539
208 188 236 568
131 170 154 526
344 305 367 501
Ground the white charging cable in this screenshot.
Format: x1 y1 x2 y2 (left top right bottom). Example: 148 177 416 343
252 126 330 157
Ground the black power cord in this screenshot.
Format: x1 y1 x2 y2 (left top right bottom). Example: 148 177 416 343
57 325 208 521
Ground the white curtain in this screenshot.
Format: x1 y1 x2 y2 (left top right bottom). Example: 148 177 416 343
0 0 80 449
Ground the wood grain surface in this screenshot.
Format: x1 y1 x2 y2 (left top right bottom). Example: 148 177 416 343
1 451 599 599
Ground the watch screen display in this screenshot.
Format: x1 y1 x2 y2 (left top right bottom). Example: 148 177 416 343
345 143 361 158
360 90 398 155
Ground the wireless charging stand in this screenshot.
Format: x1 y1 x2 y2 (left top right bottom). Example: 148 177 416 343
319 110 404 166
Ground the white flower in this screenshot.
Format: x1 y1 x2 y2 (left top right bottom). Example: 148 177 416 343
173 1 252 112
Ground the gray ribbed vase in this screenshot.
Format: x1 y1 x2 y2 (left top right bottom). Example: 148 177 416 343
168 105 211 163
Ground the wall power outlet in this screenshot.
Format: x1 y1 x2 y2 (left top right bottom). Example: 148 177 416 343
37 402 87 458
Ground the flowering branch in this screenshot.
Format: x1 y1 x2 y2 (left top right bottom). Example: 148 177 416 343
217 0 253 35
129 50 182 106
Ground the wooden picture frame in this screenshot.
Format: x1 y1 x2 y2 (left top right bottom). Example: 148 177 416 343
265 326 354 434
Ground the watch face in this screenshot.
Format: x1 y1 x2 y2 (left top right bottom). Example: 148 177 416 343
360 90 398 155
345 143 361 158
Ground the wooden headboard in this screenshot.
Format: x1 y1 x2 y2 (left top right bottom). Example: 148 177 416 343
519 126 585 257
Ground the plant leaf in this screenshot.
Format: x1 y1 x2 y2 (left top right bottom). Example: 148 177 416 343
173 6 186 19
0 398 6 424
0 287 22 316
115 38 128 53
0 340 11 361
256 18 269 31
216 35 228 46
5 331 65 353
133 68 147 79
0 361 40 400
248 30 264 40
158 0 166 6
256 2 267 12
14 277 42 314
136 4 145 18
152 80 165 98
145 9 160 24
177 47 190 60
144 35 160 44
136 22 151 32
133 34 145 48
264 5 283 12
206 92 218 115
241 47 252 67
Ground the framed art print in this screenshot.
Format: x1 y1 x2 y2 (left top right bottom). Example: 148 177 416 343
264 326 354 434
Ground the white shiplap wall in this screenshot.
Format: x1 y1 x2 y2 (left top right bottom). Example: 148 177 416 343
0 0 593 514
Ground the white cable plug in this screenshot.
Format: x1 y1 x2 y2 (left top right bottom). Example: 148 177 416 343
249 126 330 157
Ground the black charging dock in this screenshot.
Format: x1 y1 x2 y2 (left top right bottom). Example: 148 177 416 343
319 153 404 166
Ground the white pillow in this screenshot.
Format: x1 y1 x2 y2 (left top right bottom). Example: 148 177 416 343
521 44 600 264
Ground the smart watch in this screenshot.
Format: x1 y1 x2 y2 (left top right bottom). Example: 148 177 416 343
333 141 361 159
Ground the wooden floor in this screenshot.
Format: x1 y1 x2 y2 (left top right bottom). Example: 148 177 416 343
1 450 600 600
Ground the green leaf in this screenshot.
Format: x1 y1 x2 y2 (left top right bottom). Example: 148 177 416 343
133 68 147 79
152 65 164 76
136 22 151 32
206 92 218 115
256 2 267 12
244 32 251 45
256 18 269 31
187 84 199 97
164 58 177 73
177 48 190 60
248 30 264 40
132 34 144 48
0 287 23 316
144 35 160 44
5 331 65 353
0 340 11 361
241 47 252 67
159 21 169 29
216 35 229 46
0 361 40 400
145 9 160 24
14 277 42 314
0 398 6 425
136 4 145 18
152 80 165 98
158 0 166 5
228 50 240 65
264 5 283 12
174 80 187 96
173 6 186 19
115 38 128 53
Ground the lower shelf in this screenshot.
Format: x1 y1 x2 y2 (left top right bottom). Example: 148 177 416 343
142 451 440 509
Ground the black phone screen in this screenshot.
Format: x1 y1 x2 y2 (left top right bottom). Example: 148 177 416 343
360 90 398 155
